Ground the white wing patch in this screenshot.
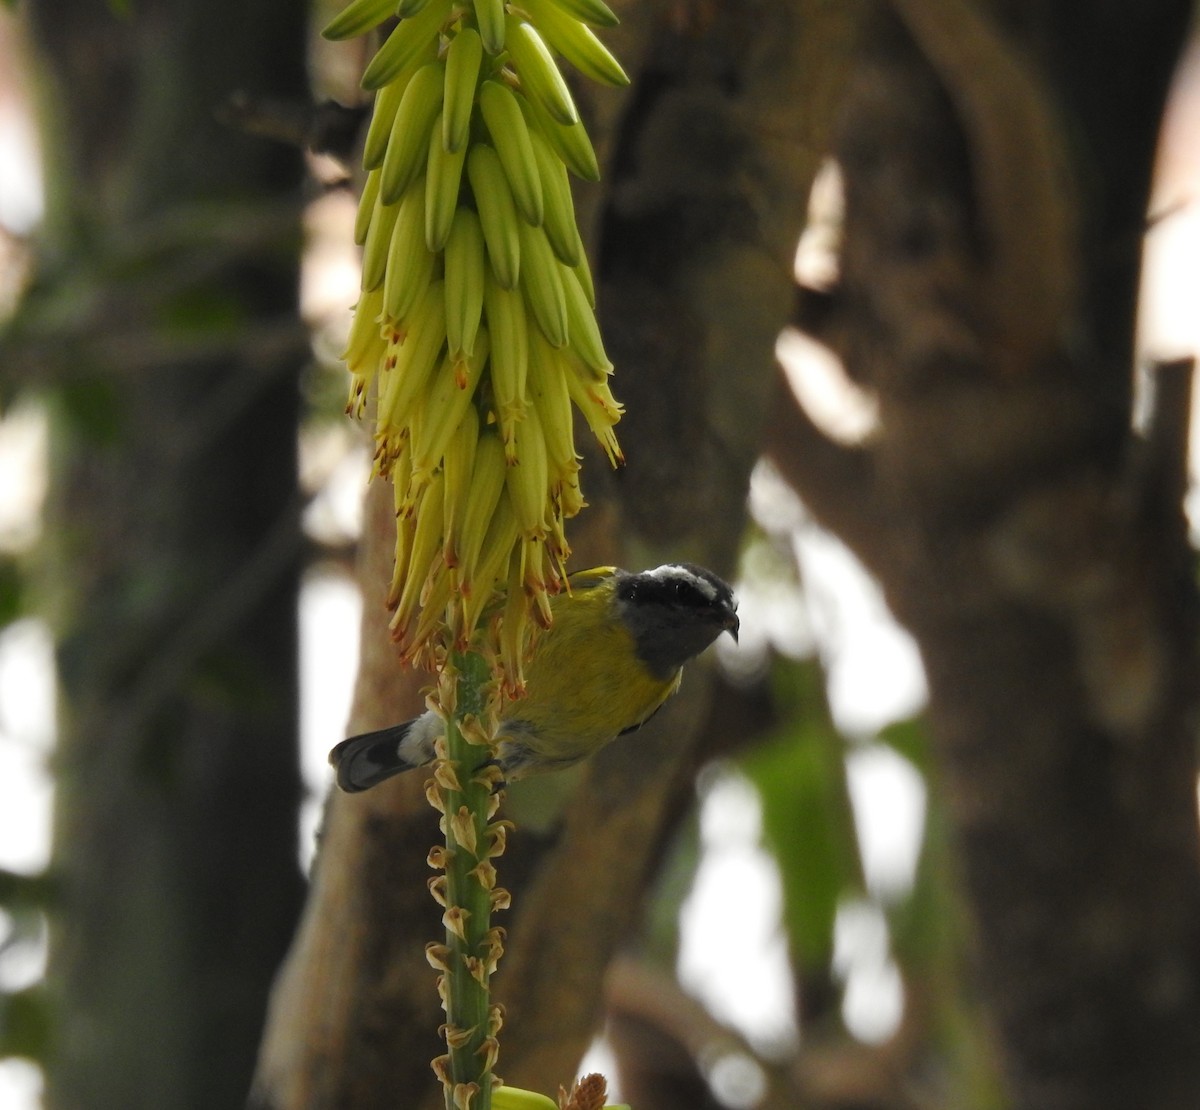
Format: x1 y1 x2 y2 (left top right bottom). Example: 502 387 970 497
397 710 446 767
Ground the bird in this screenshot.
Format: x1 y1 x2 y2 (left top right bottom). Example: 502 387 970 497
330 562 739 791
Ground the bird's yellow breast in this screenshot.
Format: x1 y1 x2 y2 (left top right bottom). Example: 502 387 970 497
498 574 681 765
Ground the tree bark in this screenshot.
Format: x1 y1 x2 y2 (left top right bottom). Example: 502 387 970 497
770 3 1200 1106
21 0 309 1105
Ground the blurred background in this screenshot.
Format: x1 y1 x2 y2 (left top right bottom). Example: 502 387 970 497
2 3 1199 1108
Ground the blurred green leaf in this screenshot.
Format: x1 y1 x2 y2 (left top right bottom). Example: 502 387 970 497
56 375 124 444
886 782 953 969
302 357 357 423
0 985 52 1062
875 716 931 773
0 871 51 1065
0 869 55 911
0 559 22 627
158 287 246 336
741 657 863 971
876 715 948 978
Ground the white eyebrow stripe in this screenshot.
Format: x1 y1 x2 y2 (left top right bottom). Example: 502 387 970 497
646 564 719 601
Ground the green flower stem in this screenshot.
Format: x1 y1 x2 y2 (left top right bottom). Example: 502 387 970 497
442 649 502 1110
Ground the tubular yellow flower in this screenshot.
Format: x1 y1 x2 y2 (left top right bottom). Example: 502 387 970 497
442 405 481 570
484 277 531 447
504 401 551 538
325 0 629 1100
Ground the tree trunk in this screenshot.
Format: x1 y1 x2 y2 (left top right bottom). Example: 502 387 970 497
771 2 1200 1106
22 0 309 1104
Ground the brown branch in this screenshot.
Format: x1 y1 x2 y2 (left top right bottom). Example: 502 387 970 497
217 93 367 164
252 477 445 1110
889 0 1078 372
790 282 868 375
606 957 921 1110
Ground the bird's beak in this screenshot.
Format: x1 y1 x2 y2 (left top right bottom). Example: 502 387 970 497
724 610 740 643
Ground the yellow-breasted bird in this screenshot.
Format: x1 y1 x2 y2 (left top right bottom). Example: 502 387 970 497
330 563 739 790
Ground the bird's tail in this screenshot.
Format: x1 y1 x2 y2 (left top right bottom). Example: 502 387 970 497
329 724 419 792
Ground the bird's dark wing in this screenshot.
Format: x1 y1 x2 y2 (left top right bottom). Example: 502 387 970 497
329 723 413 792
